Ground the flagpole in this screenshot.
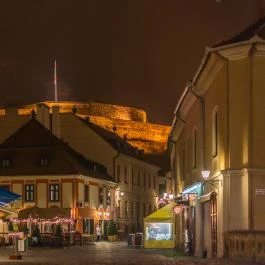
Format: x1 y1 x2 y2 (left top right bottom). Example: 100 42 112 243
54 60 58 102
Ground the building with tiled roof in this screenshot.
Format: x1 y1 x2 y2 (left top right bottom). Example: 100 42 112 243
0 103 170 235
0 117 116 237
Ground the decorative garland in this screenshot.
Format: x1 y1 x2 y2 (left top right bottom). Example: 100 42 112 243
10 216 75 225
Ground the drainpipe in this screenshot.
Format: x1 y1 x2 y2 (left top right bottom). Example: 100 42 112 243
188 81 206 258
188 81 206 173
113 151 120 223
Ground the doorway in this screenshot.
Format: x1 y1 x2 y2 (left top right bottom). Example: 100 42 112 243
210 192 217 257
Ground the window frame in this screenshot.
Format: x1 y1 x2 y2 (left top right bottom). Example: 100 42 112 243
49 184 60 202
25 184 35 202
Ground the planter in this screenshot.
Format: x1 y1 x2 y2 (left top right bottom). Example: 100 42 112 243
108 235 116 242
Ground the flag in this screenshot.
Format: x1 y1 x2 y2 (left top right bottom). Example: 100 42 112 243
54 60 58 102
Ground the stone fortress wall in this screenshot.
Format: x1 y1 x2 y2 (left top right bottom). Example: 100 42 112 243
7 101 170 154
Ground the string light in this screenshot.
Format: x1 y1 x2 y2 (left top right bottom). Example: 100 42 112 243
10 216 75 225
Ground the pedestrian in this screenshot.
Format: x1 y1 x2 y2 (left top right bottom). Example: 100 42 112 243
96 224 101 241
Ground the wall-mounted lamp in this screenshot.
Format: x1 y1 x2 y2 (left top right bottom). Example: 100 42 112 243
201 170 210 180
201 170 222 187
120 192 124 196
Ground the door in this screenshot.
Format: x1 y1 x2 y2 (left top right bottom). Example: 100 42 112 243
210 192 217 257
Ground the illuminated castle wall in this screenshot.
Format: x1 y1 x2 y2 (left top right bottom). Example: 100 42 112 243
18 101 170 154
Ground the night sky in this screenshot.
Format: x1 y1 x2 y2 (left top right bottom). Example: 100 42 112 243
0 0 262 124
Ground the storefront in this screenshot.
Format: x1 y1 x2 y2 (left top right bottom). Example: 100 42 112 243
144 202 176 249
175 182 203 255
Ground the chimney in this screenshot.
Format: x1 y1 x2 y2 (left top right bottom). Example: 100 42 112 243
36 104 50 130
52 105 61 138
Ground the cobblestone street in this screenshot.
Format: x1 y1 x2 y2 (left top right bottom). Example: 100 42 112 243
0 241 262 265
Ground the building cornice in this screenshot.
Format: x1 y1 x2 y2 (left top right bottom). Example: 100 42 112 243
193 36 265 95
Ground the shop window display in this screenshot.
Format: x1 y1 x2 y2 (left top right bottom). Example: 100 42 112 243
145 223 173 241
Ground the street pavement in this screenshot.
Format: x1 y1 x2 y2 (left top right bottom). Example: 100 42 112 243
0 241 263 265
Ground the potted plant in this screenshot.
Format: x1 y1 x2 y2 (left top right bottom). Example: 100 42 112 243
32 225 40 244
107 220 117 242
55 224 62 238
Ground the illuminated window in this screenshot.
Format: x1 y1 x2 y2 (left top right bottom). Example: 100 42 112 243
145 223 173 241
49 184 59 201
25 184 34 202
212 111 218 157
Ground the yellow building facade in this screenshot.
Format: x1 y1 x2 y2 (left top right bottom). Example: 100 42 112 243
169 19 265 262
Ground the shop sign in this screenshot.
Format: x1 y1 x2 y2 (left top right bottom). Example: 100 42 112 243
175 195 190 206
255 188 265 196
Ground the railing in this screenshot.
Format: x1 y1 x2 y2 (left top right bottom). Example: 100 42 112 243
224 231 265 263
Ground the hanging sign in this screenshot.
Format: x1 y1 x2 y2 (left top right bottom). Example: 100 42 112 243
173 205 186 214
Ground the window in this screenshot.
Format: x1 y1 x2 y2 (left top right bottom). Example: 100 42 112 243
132 169 134 186
49 184 59 201
212 111 218 157
192 129 197 169
153 176 156 189
106 189 111 207
181 149 185 179
148 174 151 188
98 187 104 205
131 201 134 220
116 165 120 182
1 159 10 167
145 223 173 241
124 166 128 183
40 158 49 166
187 137 191 170
84 185 89 203
124 201 128 219
143 203 146 217
25 184 34 202
117 200 121 218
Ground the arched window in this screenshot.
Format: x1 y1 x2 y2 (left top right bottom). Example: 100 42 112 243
212 110 218 157
192 129 197 169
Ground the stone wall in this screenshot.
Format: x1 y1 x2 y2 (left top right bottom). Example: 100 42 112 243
224 231 265 263
20 101 147 122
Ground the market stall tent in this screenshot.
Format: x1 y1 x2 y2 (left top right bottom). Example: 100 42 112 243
144 202 176 248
